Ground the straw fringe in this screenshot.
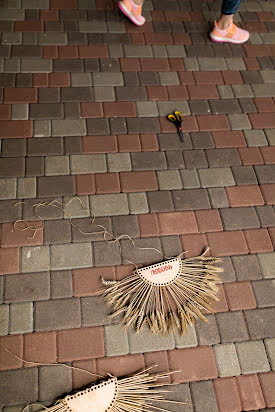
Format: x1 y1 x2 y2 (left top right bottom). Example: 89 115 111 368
102 249 222 335
0 344 180 412
43 371 180 412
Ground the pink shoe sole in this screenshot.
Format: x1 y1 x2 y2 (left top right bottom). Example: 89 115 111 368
210 32 250 44
118 1 145 26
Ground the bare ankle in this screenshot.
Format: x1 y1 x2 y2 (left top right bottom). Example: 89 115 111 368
217 14 233 30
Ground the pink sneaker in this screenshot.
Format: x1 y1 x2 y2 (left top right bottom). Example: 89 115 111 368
118 0 145 26
210 21 249 44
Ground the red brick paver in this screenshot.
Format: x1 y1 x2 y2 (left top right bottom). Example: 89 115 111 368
0 248 20 275
224 282 257 311
73 267 116 297
236 374 265 411
225 185 264 207
158 211 198 236
214 377 242 412
207 231 249 256
168 347 218 383
24 332 57 366
0 336 23 370
259 372 275 407
1 222 43 248
57 327 105 361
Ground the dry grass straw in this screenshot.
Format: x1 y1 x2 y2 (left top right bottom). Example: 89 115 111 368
1 343 181 412
13 198 223 336
44 371 181 412
102 250 222 335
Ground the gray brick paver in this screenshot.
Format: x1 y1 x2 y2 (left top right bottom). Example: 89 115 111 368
45 156 70 176
38 32 67 46
232 255 262 281
22 0 49 8
220 207 260 230
93 241 121 266
0 178 17 200
174 326 198 349
0 305 9 336
216 311 249 343
264 338 275 370
157 100 190 116
0 10 25 20
104 324 129 356
52 119 86 137
157 170 182 190
180 169 200 189
17 177 36 198
63 196 90 218
257 253 275 279
5 272 50 303
124 45 153 58
195 315 220 346
50 243 93 270
252 279 275 308
251 84 275 97
136 101 158 117
9 302 33 334
93 72 124 86
81 296 111 327
79 21 107 33
128 325 175 354
235 340 270 374
245 308 275 340
39 366 72 402
190 381 218 412
228 113 252 130
21 246 50 273
21 58 52 73
51 270 73 299
71 154 107 174
90 193 129 217
0 277 3 305
0 368 38 407
35 298 81 331
213 343 241 377
198 167 235 187
157 383 193 412
11 103 28 120
128 192 149 214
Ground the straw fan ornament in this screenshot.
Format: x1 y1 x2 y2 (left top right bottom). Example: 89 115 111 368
40 371 177 412
12 199 222 336
8 199 221 412
102 249 222 335
0 343 179 412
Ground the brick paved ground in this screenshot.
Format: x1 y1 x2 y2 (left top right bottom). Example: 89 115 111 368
0 0 275 410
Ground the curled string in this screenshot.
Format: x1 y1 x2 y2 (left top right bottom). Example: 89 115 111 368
0 342 177 382
22 403 48 412
14 198 187 271
13 220 44 240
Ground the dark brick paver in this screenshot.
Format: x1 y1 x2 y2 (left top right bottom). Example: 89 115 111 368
0 0 275 410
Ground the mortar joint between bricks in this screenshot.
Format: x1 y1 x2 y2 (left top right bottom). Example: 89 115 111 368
262 338 273 371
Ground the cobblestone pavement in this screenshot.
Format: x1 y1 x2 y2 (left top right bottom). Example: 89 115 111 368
0 0 275 410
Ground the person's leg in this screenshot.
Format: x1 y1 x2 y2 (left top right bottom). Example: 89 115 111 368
218 0 242 29
221 0 242 16
118 0 145 26
210 0 249 44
